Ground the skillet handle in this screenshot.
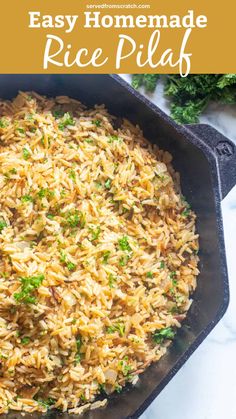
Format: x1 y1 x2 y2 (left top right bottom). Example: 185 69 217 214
186 124 236 200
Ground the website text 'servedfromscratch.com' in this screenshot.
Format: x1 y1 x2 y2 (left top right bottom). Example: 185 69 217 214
86 3 150 9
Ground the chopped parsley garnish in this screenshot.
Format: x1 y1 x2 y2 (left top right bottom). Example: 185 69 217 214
35 398 55 409
181 198 191 217
76 337 82 350
58 112 75 130
75 353 81 363
64 209 86 229
170 305 180 314
108 273 117 288
182 208 191 217
75 336 82 364
119 255 129 267
104 178 112 190
119 359 132 377
9 168 17 175
89 226 101 241
160 261 165 269
108 135 119 143
69 169 76 182
0 219 7 233
59 251 67 263
37 188 54 199
46 214 54 220
26 113 34 121
53 109 64 118
21 195 34 203
98 383 106 394
60 188 66 198
152 327 175 344
16 128 25 135
22 147 30 160
14 274 44 304
107 323 125 337
115 384 122 393
118 236 131 252
60 251 76 271
85 138 94 144
92 119 101 127
172 279 178 287
20 336 30 345
102 250 111 264
80 393 86 402
169 273 178 294
67 262 76 271
146 271 153 278
0 118 9 128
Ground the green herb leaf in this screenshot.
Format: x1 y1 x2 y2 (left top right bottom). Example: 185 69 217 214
14 274 44 305
108 273 117 288
92 119 101 127
98 383 106 394
0 118 9 128
102 250 111 264
59 250 67 263
153 327 175 344
118 236 131 252
89 226 101 241
53 109 64 118
69 169 76 182
75 336 82 364
132 74 159 92
37 188 54 199
67 261 76 271
115 384 122 393
75 353 81 363
104 178 112 190
0 219 7 233
182 208 190 217
58 112 75 130
108 135 119 143
146 271 153 278
16 128 25 135
35 398 55 409
119 255 129 267
63 209 86 229
20 336 30 345
22 147 30 160
21 195 33 203
107 323 125 337
9 168 17 175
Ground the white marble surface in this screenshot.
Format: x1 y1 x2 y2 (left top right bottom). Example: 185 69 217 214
120 75 236 419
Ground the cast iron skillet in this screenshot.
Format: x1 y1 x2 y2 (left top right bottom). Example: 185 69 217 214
1 74 235 419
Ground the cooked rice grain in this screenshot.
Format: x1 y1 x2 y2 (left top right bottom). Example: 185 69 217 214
0 92 199 413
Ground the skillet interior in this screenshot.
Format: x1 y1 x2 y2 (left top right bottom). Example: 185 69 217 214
0 74 228 419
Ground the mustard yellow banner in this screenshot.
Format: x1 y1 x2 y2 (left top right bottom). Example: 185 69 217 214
1 0 235 74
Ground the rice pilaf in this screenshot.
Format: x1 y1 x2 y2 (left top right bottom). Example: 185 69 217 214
0 92 199 414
